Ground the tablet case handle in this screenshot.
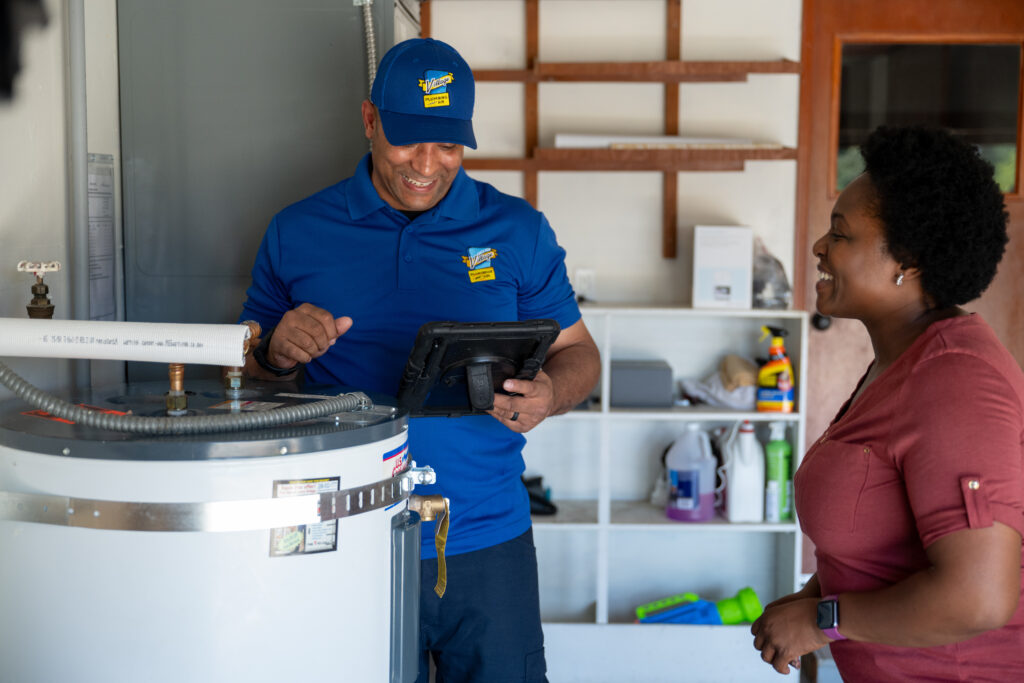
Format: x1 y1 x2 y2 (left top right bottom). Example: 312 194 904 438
465 363 495 411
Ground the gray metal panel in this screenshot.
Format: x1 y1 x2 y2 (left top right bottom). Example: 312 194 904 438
391 510 422 683
117 0 404 381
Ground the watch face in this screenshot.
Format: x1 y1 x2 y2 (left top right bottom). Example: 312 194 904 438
816 599 838 630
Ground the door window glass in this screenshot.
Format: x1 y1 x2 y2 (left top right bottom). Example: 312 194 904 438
837 43 1020 193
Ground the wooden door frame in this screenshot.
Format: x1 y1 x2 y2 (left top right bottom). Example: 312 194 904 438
795 0 1024 312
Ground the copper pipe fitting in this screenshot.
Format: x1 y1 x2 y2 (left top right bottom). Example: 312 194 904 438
408 494 447 522
168 363 185 392
241 320 262 354
223 366 244 398
165 363 187 415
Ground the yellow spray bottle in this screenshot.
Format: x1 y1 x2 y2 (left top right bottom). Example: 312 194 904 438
756 326 794 412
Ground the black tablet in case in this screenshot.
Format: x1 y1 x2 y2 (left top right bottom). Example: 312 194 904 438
396 319 561 417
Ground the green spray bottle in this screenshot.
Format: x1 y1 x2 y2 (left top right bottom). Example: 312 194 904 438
764 421 793 522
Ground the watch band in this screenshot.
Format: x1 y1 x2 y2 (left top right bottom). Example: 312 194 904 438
821 594 847 641
823 626 845 640
252 327 298 377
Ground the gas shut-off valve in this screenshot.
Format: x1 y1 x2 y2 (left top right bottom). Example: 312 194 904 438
17 261 61 319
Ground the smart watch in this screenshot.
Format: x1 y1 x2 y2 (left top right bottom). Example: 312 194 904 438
816 594 847 641
252 327 297 377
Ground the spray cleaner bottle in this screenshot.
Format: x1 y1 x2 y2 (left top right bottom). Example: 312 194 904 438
756 326 794 412
764 421 793 522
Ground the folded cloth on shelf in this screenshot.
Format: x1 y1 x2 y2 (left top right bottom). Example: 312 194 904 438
679 354 757 410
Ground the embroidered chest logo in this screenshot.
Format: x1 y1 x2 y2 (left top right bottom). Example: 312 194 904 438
462 247 498 283
419 70 454 109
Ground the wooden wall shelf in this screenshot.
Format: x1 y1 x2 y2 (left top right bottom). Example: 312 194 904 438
422 0 800 259
474 59 800 83
464 147 798 172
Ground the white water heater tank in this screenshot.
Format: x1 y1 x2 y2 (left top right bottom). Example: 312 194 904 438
0 380 422 683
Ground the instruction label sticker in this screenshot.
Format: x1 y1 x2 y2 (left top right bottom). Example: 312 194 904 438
269 477 339 557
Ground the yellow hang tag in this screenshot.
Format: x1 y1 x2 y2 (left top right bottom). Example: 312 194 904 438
433 497 450 598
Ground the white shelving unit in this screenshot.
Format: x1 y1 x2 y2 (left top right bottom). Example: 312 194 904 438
524 305 807 682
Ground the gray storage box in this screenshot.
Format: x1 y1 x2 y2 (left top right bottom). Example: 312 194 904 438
610 360 674 407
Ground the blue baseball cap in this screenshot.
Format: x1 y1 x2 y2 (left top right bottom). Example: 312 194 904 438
370 38 477 149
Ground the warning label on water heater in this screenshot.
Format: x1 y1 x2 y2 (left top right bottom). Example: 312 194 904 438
269 477 339 557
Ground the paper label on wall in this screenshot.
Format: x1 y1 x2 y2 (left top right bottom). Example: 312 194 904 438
269 477 340 557
87 153 117 321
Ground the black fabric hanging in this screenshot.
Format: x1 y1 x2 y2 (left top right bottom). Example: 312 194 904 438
1 0 48 100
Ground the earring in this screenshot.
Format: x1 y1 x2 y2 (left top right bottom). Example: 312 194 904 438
896 273 904 287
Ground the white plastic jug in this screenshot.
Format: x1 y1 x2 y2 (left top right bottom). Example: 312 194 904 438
665 423 715 522
720 420 765 523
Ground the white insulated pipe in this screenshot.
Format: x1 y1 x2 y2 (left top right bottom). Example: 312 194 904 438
0 319 250 367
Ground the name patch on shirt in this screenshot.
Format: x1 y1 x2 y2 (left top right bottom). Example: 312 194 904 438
462 247 497 283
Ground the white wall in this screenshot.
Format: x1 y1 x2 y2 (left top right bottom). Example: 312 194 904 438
0 0 121 397
431 0 801 306
0 0 72 394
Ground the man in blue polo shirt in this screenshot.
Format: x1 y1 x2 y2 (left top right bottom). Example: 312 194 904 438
240 38 600 682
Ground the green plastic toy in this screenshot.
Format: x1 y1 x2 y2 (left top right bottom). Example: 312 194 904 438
635 587 763 625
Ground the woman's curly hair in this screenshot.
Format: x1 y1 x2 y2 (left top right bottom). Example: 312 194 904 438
860 125 1009 308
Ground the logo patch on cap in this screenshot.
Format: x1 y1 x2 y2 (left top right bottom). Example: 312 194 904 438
419 70 454 108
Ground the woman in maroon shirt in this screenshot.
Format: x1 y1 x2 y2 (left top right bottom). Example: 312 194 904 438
751 125 1024 681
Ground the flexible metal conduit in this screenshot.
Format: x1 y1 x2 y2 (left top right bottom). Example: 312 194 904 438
360 0 378 95
0 360 366 435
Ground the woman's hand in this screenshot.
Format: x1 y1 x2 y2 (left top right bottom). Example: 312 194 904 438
761 574 819 612
751 596 830 675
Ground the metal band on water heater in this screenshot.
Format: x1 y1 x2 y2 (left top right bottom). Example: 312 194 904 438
0 466 435 532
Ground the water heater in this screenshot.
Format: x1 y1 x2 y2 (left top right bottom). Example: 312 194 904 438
0 379 424 683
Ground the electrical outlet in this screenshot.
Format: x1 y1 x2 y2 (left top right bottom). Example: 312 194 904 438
574 268 596 301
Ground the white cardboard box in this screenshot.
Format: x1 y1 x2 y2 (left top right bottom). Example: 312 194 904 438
692 225 753 309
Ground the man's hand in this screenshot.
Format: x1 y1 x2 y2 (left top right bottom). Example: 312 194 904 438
489 371 555 434
751 597 826 675
487 319 599 433
250 304 351 378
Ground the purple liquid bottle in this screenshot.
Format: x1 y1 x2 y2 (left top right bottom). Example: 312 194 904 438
665 423 716 522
